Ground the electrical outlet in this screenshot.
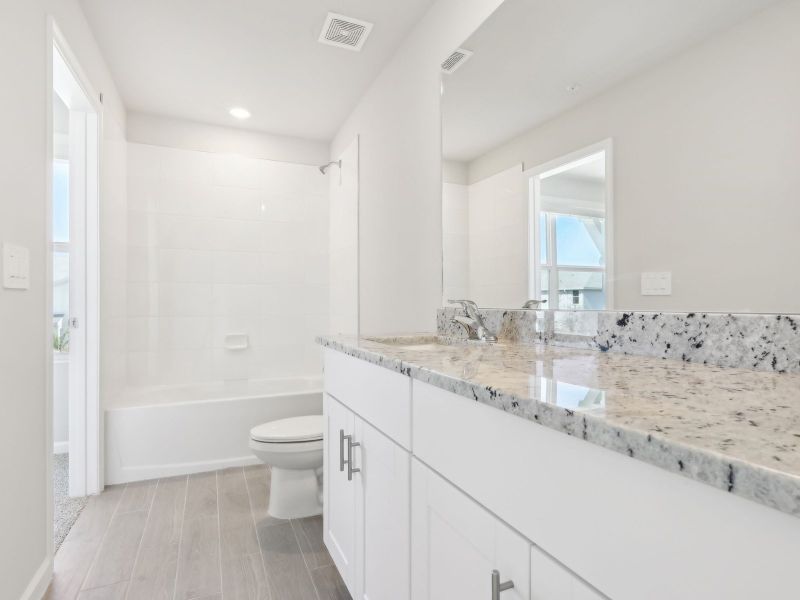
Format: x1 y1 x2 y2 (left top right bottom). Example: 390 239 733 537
641 271 671 296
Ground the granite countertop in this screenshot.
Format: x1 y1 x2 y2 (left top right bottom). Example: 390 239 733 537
317 334 800 518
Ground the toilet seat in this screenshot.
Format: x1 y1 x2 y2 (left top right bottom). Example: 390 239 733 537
250 415 323 443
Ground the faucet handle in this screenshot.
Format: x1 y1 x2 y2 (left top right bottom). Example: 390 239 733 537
522 299 546 309
448 299 478 312
451 315 476 337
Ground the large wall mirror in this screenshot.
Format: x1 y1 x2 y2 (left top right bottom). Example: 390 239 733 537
441 0 799 313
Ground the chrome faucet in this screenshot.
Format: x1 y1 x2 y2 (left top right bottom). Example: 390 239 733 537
522 299 547 309
448 299 497 343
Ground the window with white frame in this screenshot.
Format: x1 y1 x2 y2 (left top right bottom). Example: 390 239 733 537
530 148 611 310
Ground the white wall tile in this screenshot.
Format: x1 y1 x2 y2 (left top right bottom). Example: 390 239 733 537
156 249 212 283
127 142 162 180
125 143 329 387
212 153 262 189
158 282 213 317
126 282 157 317
127 176 158 212
262 221 305 254
211 283 263 317
211 315 264 349
212 251 261 284
210 185 262 220
157 316 211 350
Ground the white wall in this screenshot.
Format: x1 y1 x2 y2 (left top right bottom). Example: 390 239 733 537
0 0 126 597
127 112 328 166
468 0 800 313
331 0 506 334
100 111 128 406
329 138 360 336
467 165 527 306
442 182 469 302
443 159 469 185
125 137 329 389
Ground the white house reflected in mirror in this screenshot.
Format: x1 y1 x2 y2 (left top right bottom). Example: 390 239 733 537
441 0 800 313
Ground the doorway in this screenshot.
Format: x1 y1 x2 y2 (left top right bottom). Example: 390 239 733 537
49 25 102 551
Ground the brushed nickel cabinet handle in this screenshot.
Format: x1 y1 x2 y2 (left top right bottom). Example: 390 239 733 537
339 429 346 472
491 570 514 599
347 436 361 481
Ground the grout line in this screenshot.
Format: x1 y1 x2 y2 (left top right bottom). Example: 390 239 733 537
290 518 323 600
215 470 224 600
171 475 190 600
124 478 160 600
244 466 273 600
79 483 128 594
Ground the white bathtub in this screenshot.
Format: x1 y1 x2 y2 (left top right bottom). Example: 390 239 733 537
105 377 322 484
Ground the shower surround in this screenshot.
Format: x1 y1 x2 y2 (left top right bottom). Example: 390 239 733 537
125 142 329 388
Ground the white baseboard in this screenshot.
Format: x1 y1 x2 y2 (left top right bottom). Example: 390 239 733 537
19 556 51 600
53 441 68 454
105 455 261 485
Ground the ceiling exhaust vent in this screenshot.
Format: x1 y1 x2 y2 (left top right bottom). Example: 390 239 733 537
318 12 373 52
441 48 473 74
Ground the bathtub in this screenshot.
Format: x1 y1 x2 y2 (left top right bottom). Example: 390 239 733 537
105 377 322 484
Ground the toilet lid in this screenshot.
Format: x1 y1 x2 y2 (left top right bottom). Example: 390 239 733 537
250 415 323 443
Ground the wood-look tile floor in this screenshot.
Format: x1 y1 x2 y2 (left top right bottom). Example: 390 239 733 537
45 465 350 600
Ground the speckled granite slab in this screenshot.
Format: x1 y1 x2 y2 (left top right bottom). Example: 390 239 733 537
437 308 800 373
318 333 800 518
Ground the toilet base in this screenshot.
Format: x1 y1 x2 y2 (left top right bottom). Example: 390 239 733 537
267 466 323 519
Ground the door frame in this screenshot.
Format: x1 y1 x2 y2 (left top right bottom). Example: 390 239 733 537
523 138 615 310
46 16 103 555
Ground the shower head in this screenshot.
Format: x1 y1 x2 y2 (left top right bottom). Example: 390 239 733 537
319 160 341 175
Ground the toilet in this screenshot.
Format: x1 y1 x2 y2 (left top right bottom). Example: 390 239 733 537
249 415 324 519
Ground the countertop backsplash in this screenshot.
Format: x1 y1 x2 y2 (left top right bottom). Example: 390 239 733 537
437 308 800 374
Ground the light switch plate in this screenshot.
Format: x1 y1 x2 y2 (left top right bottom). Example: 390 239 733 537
641 271 671 296
3 243 30 289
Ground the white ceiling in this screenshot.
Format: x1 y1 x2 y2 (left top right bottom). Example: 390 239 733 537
442 0 780 162
78 0 435 141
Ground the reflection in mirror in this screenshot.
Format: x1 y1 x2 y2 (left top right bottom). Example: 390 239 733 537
537 378 605 411
441 0 800 313
532 147 610 310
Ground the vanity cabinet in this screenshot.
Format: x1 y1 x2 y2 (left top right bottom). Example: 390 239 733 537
323 350 411 600
411 459 530 600
356 417 411 600
323 393 358 590
530 547 604 600
322 346 800 600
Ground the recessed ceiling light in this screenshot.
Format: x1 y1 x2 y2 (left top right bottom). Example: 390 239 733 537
229 107 251 119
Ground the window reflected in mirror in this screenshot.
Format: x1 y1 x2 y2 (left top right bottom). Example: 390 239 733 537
531 149 609 310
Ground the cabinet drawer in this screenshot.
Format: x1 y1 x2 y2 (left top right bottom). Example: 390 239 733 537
324 348 411 449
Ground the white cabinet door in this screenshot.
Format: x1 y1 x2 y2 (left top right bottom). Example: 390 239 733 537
354 418 411 600
411 458 530 600
323 394 357 594
531 546 605 600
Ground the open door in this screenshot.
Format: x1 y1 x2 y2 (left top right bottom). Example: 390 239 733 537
51 30 102 501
